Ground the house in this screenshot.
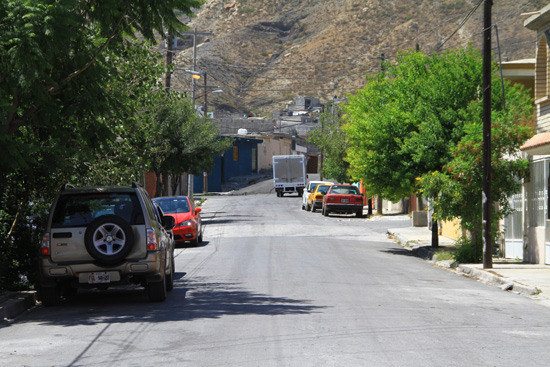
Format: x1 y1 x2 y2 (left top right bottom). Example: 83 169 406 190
517 4 550 264
193 136 263 193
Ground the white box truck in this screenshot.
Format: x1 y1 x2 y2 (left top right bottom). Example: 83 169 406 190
273 155 306 197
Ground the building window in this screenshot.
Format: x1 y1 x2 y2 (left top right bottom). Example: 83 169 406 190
530 160 546 226
535 36 548 101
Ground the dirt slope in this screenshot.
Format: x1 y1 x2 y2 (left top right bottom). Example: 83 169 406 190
167 0 545 115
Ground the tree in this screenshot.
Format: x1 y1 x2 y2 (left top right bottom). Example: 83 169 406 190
420 83 533 261
145 97 234 195
307 101 351 183
344 46 488 201
0 0 203 291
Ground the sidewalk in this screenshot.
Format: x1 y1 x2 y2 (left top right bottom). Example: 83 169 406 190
388 225 550 308
0 291 36 322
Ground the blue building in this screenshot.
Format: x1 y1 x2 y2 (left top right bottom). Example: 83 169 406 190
194 136 263 193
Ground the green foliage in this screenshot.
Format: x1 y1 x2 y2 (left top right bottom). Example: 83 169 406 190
0 0 205 291
454 237 482 264
344 46 485 202
307 103 351 183
146 97 234 178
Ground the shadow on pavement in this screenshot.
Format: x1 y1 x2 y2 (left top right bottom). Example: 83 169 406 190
12 276 326 327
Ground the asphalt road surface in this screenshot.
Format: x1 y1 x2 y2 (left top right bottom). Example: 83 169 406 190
2 192 550 366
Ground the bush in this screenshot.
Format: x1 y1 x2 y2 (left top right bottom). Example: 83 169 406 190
454 236 482 264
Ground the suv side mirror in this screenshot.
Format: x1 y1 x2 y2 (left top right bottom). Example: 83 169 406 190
162 215 176 230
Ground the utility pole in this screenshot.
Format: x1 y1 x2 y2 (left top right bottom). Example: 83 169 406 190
482 0 493 269
203 71 208 116
180 28 213 104
179 28 212 198
164 32 174 90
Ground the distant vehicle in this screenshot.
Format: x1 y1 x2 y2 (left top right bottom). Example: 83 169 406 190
302 180 332 210
153 196 203 246
38 183 176 306
307 184 331 212
273 155 306 197
322 184 364 217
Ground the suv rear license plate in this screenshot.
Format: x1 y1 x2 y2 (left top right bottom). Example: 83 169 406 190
88 272 110 284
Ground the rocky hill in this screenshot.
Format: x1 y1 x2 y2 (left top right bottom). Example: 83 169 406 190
167 0 546 116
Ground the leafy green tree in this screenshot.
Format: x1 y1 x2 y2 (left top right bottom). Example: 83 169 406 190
0 0 203 291
344 45 533 258
145 97 234 195
344 46 485 202
420 83 533 261
307 102 350 183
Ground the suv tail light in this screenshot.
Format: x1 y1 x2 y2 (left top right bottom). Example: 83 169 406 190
41 233 51 256
146 228 158 251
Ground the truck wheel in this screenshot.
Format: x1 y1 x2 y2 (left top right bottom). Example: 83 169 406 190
84 215 134 265
166 253 174 292
148 273 167 302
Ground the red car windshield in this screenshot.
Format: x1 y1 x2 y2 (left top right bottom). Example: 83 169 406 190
154 198 190 214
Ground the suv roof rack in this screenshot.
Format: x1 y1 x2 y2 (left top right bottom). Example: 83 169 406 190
61 183 75 190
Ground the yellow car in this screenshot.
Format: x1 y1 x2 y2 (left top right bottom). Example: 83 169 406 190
306 184 331 212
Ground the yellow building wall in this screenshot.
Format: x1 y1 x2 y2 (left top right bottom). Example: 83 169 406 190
440 218 462 240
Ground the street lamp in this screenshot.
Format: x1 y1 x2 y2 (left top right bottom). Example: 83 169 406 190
184 70 222 117
184 70 223 194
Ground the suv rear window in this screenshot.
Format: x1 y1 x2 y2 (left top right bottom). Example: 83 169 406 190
51 192 143 228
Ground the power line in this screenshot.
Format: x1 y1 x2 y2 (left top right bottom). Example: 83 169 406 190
435 0 485 52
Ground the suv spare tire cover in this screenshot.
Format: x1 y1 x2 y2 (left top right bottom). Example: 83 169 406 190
85 215 135 265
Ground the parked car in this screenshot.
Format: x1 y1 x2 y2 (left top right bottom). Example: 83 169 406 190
307 184 332 212
302 180 332 210
152 196 203 246
322 184 364 217
38 182 176 306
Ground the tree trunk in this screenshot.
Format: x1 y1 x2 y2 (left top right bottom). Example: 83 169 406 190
155 172 162 198
367 198 373 216
431 218 439 248
377 196 383 215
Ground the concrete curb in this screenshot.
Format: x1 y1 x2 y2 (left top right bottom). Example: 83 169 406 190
456 265 540 296
389 229 542 298
0 291 37 321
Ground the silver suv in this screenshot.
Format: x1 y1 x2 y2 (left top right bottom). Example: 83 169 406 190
37 183 176 306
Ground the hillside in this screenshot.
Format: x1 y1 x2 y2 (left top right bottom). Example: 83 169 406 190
167 0 546 116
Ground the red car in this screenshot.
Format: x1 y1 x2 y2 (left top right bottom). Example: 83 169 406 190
153 196 203 246
322 184 364 218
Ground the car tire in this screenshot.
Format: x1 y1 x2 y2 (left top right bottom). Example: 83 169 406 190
198 226 203 243
356 210 363 218
148 265 167 302
84 215 134 265
38 285 61 307
312 205 316 213
323 207 329 217
306 202 311 211
166 253 174 292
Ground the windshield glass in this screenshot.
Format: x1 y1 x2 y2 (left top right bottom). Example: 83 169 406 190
154 198 190 214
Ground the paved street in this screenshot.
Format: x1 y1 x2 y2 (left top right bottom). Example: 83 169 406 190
2 193 550 366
